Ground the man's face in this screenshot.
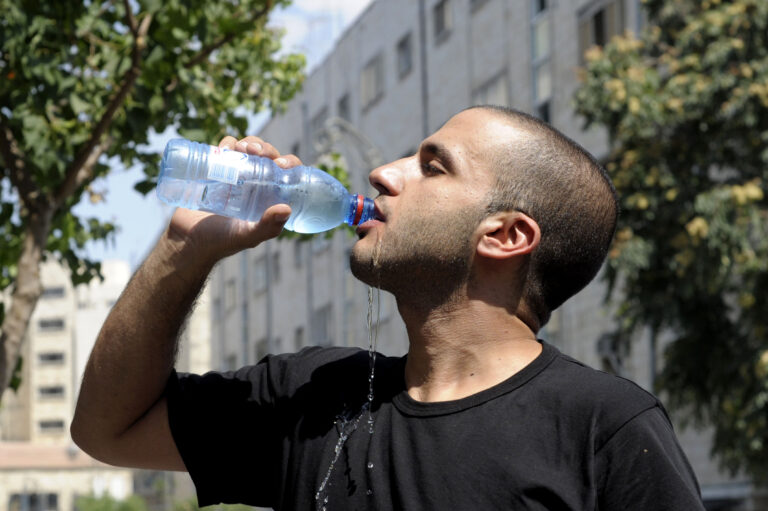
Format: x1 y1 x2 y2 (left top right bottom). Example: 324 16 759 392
350 109 517 301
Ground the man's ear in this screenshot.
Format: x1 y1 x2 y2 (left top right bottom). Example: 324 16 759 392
476 211 540 260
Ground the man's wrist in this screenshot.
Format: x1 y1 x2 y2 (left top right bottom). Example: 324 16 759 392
154 227 216 288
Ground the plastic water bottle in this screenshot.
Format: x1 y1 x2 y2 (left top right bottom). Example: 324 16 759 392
156 139 375 233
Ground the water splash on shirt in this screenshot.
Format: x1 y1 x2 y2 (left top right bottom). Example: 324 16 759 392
315 238 383 509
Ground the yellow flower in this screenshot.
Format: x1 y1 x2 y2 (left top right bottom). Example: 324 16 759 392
744 181 764 201
686 217 709 238
757 351 768 379
629 97 641 114
666 97 684 112
674 249 695 270
616 227 633 242
584 46 603 62
739 293 756 309
666 188 679 201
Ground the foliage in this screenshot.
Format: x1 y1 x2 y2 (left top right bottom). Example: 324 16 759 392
74 494 149 511
0 0 305 400
174 497 256 511
575 0 768 480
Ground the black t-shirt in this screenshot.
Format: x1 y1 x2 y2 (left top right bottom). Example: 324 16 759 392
165 341 705 510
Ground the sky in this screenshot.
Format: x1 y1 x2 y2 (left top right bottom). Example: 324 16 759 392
72 0 374 270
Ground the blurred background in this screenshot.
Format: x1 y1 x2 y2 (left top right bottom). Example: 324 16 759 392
1 0 767 509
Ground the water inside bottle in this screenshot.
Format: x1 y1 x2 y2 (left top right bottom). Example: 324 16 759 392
158 176 348 233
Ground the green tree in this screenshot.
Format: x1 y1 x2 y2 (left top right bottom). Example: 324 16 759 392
575 0 768 480
173 497 256 511
74 494 149 511
0 0 305 402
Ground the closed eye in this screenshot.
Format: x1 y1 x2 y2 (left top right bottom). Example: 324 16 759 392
421 161 444 176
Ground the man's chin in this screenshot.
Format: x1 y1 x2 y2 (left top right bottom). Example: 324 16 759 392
349 246 377 286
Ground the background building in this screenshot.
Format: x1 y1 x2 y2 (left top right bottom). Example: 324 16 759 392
208 0 762 508
0 260 134 511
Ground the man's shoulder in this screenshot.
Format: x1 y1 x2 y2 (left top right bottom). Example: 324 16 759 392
550 349 657 404
536 343 664 446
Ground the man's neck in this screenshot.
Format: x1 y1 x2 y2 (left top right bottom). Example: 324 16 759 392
399 298 542 403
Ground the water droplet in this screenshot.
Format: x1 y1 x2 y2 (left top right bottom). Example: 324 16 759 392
367 461 374 469
324 496 329 504
367 489 374 496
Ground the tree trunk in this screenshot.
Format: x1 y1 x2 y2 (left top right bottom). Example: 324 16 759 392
0 208 52 402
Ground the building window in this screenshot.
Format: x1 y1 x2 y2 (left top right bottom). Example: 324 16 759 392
225 279 236 311
39 419 65 433
337 93 350 121
578 0 626 64
433 0 452 44
470 0 490 12
41 287 65 299
360 53 384 109
38 318 65 333
294 326 305 350
294 241 304 269
312 235 330 253
38 352 65 365
9 493 58 511
396 32 413 79
272 252 281 283
310 106 329 138
38 385 65 399
311 304 333 346
253 257 268 295
531 0 553 123
472 72 509 106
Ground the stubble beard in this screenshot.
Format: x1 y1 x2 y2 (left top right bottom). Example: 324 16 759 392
350 207 483 309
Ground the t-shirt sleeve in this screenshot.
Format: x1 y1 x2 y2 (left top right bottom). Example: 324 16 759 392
595 406 705 510
164 361 283 508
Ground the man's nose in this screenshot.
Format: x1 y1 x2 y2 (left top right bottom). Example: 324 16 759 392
368 161 406 196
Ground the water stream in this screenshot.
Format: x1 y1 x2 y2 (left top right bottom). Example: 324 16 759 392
314 239 382 510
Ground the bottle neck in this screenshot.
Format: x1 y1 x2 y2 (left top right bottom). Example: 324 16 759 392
345 194 375 226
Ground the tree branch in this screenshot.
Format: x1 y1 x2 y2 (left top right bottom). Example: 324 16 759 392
53 13 153 207
166 2 273 93
123 0 138 36
0 115 41 210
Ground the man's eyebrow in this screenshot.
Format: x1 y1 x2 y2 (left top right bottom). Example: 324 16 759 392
419 141 456 171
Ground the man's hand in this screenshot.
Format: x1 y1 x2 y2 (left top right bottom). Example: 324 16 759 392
71 134 303 471
165 135 304 266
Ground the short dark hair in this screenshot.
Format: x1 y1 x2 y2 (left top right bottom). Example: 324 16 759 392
472 105 619 331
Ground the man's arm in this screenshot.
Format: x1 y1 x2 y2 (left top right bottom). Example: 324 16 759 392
596 406 705 510
70 137 296 470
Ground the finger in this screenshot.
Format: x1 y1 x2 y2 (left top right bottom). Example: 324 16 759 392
248 141 280 159
244 204 292 246
234 135 264 153
274 154 303 168
218 136 238 150
234 136 281 160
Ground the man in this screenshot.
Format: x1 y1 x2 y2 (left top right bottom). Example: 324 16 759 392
71 106 705 510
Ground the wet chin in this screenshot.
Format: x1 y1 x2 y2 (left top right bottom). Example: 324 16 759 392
349 244 379 287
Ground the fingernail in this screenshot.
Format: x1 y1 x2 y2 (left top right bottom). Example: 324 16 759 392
275 157 288 166
236 141 248 151
275 212 291 223
248 142 263 153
